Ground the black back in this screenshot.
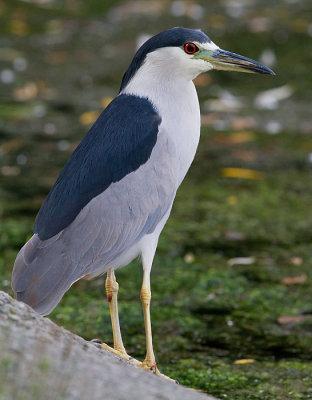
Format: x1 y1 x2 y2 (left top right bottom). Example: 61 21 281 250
35 94 161 240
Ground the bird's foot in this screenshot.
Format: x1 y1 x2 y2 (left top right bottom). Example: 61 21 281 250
100 342 142 366
95 340 177 383
140 360 178 384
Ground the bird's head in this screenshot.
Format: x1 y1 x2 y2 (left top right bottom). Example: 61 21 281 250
120 27 275 91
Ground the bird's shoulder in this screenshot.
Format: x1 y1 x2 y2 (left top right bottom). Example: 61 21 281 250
34 94 162 240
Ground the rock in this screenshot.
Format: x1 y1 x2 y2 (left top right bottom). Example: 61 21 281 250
0 291 216 400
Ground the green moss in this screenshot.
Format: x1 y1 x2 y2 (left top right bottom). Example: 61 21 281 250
42 129 312 399
38 358 51 372
2 128 312 399
1 357 12 370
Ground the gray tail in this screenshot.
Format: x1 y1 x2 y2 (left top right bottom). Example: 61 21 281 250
12 234 79 316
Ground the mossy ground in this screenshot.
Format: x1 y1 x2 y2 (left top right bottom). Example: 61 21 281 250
2 128 312 399
1 1 312 399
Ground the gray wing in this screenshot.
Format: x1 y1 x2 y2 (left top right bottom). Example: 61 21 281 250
12 130 178 315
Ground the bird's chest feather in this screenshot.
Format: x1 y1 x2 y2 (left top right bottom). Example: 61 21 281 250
156 82 200 185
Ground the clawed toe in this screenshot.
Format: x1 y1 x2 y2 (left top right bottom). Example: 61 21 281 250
140 360 178 383
100 343 177 383
90 338 103 344
101 342 141 366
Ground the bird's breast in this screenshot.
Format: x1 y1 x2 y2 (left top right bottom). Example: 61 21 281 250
156 82 201 186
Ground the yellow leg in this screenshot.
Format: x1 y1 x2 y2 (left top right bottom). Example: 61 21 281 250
101 268 176 382
101 269 140 366
140 269 156 371
140 268 178 383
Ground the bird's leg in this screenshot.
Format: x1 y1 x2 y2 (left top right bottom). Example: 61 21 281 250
140 268 156 372
101 269 141 366
105 268 126 353
140 268 178 383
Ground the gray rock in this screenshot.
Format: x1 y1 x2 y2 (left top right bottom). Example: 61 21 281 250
0 291 217 400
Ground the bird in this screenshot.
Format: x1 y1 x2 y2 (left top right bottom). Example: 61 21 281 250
12 27 274 378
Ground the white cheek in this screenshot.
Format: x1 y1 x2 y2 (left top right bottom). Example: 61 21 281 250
173 49 214 78
192 58 213 74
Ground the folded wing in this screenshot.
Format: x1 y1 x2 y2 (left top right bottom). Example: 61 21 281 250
12 94 178 315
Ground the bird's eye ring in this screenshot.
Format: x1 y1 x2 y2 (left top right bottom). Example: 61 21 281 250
184 42 199 55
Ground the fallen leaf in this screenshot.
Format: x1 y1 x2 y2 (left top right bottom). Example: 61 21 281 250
45 51 69 65
1 166 20 176
289 257 302 266
79 110 100 125
277 315 308 325
224 231 245 241
12 82 38 101
229 131 255 144
201 113 222 127
230 116 256 130
0 139 23 153
232 150 257 161
228 257 255 267
216 131 255 145
282 274 307 285
227 195 238 205
234 359 255 365
101 97 113 109
9 20 30 36
221 168 264 180
184 253 195 264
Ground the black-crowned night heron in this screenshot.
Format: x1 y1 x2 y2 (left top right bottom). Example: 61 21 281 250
12 27 274 379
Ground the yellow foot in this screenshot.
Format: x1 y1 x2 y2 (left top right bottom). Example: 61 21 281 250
140 360 178 384
100 342 141 367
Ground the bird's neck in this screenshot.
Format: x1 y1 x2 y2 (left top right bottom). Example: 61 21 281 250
121 67 199 118
121 59 201 187
120 46 203 113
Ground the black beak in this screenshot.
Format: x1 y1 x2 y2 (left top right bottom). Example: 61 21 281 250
210 49 275 75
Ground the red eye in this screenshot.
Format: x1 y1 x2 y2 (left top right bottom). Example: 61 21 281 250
184 42 199 54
